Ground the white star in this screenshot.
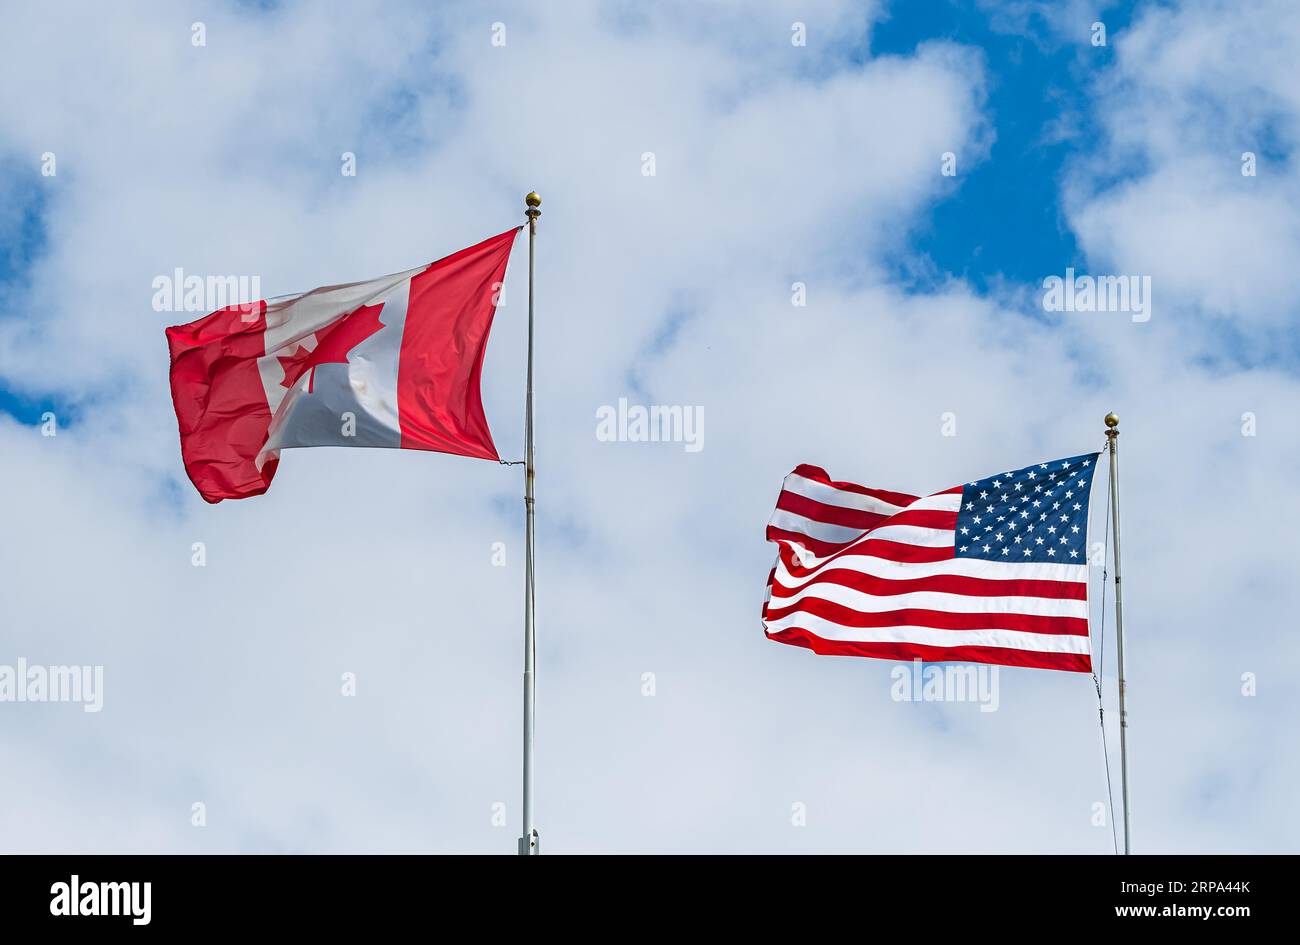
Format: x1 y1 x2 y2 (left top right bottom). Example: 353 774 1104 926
982 544 991 553
1069 550 1078 558
1001 547 1010 556
960 526 969 535
1047 548 1056 556
1035 536 1044 545
1023 548 1032 556
1048 525 1057 534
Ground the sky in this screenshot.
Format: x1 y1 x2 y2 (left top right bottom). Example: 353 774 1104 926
0 0 1297 853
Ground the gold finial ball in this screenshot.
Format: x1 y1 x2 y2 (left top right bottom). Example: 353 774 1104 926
1104 412 1120 428
525 192 541 208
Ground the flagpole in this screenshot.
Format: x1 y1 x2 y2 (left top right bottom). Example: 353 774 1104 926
519 192 541 856
1104 411 1130 855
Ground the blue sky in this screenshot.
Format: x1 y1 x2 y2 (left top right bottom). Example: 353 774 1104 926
870 0 1121 292
1 0 1297 854
0 171 54 422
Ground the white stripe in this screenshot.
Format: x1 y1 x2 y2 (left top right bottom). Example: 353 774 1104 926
775 553 1087 585
257 264 427 413
857 523 954 548
260 280 412 457
903 492 963 513
769 513 958 551
762 611 1091 654
766 582 1088 618
783 473 908 516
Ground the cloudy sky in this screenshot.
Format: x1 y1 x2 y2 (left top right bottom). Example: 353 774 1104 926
1 0 1297 853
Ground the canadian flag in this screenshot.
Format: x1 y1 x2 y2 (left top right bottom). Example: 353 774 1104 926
166 228 519 503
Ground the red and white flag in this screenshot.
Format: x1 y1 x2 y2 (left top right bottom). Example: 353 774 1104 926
762 455 1100 672
166 229 518 502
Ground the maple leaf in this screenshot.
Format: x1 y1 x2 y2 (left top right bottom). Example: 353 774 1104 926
276 302 386 392
277 344 315 390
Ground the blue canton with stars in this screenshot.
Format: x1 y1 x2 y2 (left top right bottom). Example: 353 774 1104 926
954 453 1100 564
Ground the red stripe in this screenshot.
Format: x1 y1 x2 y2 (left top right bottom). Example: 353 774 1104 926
849 540 954 563
396 228 519 459
763 597 1088 636
766 627 1092 673
870 508 958 530
768 568 1087 601
790 465 917 508
165 301 276 503
776 490 888 532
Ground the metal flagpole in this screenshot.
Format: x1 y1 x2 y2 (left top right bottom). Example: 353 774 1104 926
519 192 541 856
1104 411 1130 855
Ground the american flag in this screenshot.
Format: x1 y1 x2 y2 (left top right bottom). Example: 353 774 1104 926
762 454 1101 673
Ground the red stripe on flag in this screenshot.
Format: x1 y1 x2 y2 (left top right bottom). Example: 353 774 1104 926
397 228 519 459
873 508 959 530
775 490 888 532
766 627 1092 673
763 597 1089 636
165 301 275 503
850 540 955 563
790 465 918 508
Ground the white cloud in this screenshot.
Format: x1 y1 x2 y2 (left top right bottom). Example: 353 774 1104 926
1067 0 1300 336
